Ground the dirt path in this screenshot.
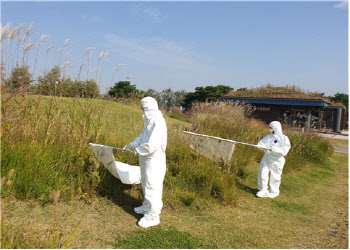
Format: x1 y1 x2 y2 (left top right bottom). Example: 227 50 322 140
335 144 349 153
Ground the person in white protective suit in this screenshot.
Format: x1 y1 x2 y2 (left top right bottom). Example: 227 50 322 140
256 121 291 198
123 97 167 228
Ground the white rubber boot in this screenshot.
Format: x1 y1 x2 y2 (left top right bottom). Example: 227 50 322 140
256 190 269 198
138 214 160 228
268 192 279 198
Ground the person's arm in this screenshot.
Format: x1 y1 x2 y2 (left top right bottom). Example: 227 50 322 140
257 136 270 151
136 118 165 156
123 133 143 151
271 136 291 156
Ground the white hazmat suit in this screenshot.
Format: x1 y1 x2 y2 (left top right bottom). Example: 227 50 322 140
256 121 291 198
124 97 167 228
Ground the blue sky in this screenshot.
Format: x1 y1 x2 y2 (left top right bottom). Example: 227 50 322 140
1 0 348 95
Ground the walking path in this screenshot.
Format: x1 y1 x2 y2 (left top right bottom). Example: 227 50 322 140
334 145 349 154
316 132 348 153
317 132 348 140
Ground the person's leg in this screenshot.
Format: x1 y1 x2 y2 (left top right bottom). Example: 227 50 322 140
138 153 166 228
134 156 150 214
257 157 270 198
268 159 285 198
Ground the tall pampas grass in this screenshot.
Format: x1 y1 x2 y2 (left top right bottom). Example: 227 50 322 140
98 51 108 90
110 64 124 88
33 34 49 75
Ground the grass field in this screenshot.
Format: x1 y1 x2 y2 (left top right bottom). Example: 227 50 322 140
1 95 345 248
1 140 348 249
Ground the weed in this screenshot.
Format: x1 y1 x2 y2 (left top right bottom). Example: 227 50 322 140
1 175 83 249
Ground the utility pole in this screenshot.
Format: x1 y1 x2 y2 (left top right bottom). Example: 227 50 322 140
55 81 58 96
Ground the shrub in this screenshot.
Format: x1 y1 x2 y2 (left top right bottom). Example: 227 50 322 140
283 131 334 172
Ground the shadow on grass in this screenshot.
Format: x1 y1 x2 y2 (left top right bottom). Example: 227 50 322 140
237 182 259 197
99 174 144 221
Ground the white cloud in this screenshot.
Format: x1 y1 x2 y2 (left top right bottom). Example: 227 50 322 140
104 34 202 70
333 0 348 9
130 4 168 22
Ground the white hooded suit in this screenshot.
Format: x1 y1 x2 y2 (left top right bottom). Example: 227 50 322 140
257 121 291 198
124 97 167 227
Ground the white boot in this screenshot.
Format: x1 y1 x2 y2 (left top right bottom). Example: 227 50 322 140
268 192 279 198
256 190 269 198
134 206 147 215
138 214 160 228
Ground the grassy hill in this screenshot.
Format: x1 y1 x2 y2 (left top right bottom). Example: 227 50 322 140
1 94 333 205
1 94 343 248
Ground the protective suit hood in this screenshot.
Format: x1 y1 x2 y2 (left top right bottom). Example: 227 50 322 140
141 97 159 112
269 121 283 135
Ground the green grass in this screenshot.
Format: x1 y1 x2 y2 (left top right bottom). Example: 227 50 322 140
115 227 216 249
1 94 342 248
329 138 349 146
1 95 335 207
1 152 347 248
271 200 309 214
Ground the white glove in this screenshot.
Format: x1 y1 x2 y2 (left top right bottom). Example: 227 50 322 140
256 145 270 152
123 144 133 152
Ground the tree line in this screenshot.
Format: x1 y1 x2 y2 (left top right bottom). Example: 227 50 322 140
108 81 234 110
2 64 348 111
2 65 100 98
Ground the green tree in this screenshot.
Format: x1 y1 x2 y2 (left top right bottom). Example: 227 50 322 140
174 90 187 107
5 65 33 90
329 92 348 110
37 66 61 96
160 88 175 109
108 81 138 98
84 79 100 98
144 88 161 103
158 88 187 109
182 85 234 109
60 77 75 97
72 80 84 98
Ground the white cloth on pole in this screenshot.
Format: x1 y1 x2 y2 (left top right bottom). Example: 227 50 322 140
89 143 141 185
182 132 236 164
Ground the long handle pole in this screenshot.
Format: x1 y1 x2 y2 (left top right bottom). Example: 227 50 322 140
102 145 134 153
182 131 259 148
89 143 134 153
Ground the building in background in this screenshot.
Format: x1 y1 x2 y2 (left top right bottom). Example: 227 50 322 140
221 96 347 132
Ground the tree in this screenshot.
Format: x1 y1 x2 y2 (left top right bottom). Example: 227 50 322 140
37 65 61 96
60 77 75 97
144 88 187 109
329 92 348 111
84 79 100 98
182 85 234 109
174 90 187 107
160 88 175 109
72 80 84 98
108 81 138 98
5 65 33 90
144 88 161 103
